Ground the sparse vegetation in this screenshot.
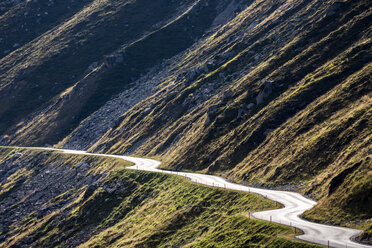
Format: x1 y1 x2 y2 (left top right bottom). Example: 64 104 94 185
0 147 321 247
0 0 371 245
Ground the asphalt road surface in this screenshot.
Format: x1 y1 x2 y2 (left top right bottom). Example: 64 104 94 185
22 148 372 248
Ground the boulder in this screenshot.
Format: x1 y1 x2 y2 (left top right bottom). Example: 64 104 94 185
103 52 123 68
143 107 152 114
256 80 273 105
264 129 275 136
0 136 9 146
75 161 89 169
237 108 244 119
13 152 22 159
247 103 255 109
83 184 97 200
221 89 233 102
206 106 219 125
207 105 218 115
247 21 258 30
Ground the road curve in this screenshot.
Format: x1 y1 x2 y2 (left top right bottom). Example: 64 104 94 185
16 147 371 248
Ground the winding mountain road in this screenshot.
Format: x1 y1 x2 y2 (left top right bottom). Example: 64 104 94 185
24 148 371 248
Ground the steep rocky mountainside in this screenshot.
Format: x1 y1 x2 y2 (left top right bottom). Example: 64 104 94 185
1 0 240 145
86 0 371 230
0 0 371 241
0 147 321 248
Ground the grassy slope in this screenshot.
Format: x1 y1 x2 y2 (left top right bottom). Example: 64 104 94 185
0 147 321 248
0 0 202 142
1 0 370 243
88 0 371 235
1 0 242 147
0 0 93 60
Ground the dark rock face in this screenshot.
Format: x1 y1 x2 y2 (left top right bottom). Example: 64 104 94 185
103 53 123 68
60 59 175 150
326 2 346 17
0 0 239 147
